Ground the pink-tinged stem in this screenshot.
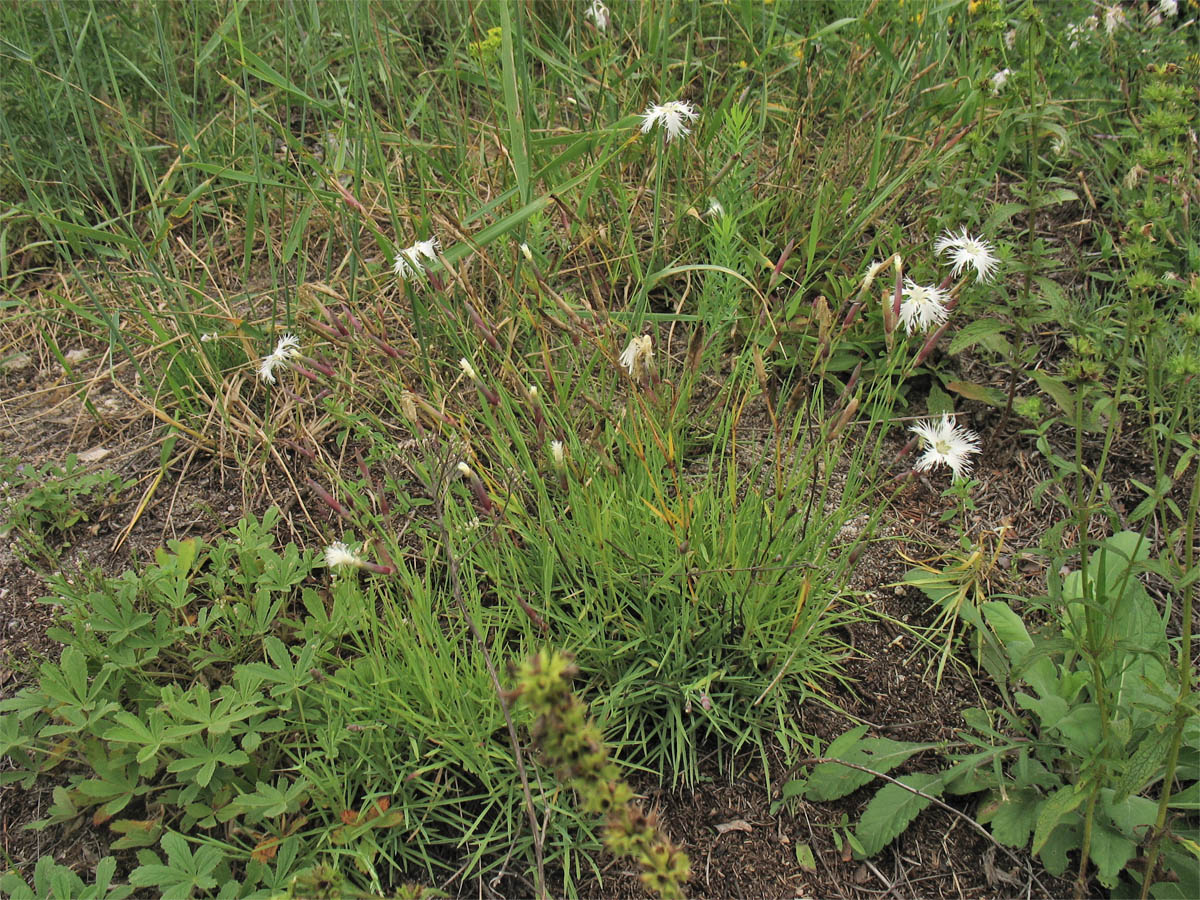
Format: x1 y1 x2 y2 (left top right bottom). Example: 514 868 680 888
835 362 862 410
368 334 402 359
463 300 501 351
769 238 797 290
279 438 316 462
317 302 349 336
341 306 363 333
291 363 325 385
892 435 919 465
305 357 337 377
305 318 344 341
515 594 549 633
466 472 495 514
839 302 863 334
360 560 395 575
531 401 546 444
477 384 500 407
914 322 950 366
307 478 352 519
375 544 396 570
332 178 366 213
892 265 903 323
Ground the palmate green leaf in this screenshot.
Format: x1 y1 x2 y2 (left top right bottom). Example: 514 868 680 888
129 833 222 900
853 772 945 858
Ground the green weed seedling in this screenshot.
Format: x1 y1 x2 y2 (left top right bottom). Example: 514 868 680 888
786 531 1200 897
0 454 132 565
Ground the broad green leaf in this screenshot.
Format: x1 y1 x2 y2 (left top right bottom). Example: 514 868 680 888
805 735 926 802
1054 703 1103 756
1090 822 1136 888
948 318 1012 356
853 772 945 858
1032 784 1086 855
978 788 1040 848
945 380 1007 406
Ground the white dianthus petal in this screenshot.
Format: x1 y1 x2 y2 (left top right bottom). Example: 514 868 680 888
934 228 1000 283
899 279 951 335
910 415 982 482
640 100 700 142
325 541 364 569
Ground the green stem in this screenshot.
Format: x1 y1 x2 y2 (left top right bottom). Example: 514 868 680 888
1140 457 1200 899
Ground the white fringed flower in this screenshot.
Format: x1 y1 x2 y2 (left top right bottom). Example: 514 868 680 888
706 199 725 218
324 541 365 569
1103 4 1126 34
550 440 565 468
640 100 699 142
910 415 982 482
393 236 441 279
585 0 610 32
899 279 951 335
934 228 1000 283
990 68 1012 94
258 334 302 384
619 334 654 379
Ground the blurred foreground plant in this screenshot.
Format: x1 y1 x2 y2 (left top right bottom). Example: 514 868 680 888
511 649 691 899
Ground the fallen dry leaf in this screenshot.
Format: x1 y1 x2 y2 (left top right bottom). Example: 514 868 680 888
78 446 111 463
714 818 752 835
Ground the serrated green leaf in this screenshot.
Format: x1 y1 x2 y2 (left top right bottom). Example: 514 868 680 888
805 736 928 802
853 772 945 858
1112 729 1171 803
1032 784 1086 855
1038 816 1081 877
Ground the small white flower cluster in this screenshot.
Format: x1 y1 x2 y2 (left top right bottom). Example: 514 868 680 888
1103 4 1126 35
584 0 610 32
258 334 302 384
640 100 700 142
324 541 365 570
1066 16 1099 49
1149 0 1178 26
619 334 654 380
894 229 998 337
990 67 1012 95
934 228 1000 284
909 414 982 482
393 236 441 280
